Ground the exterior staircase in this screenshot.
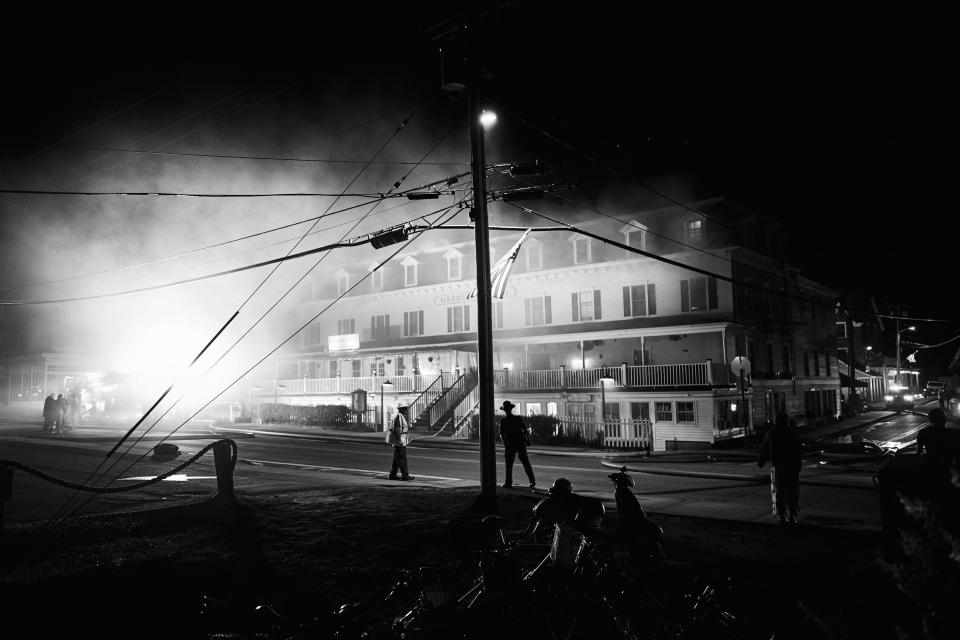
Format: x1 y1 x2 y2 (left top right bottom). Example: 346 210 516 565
409 370 477 433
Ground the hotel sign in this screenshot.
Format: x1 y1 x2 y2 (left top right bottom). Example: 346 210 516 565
434 286 516 306
329 333 360 352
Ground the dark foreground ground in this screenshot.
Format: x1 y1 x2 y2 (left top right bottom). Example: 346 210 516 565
0 485 929 639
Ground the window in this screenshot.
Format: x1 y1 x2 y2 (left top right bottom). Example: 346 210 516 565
523 296 552 326
655 402 673 422
305 322 323 346
571 236 591 264
835 321 847 338
335 269 350 296
622 223 647 252
680 276 718 312
369 265 384 292
404 310 424 337
737 277 753 313
351 359 361 378
677 401 696 423
492 300 504 329
685 219 704 243
826 351 832 376
546 401 558 416
401 256 418 287
571 290 602 322
447 305 470 333
803 351 810 376
813 349 821 376
525 240 542 270
337 319 355 335
445 249 462 281
329 361 338 378
371 314 390 339
526 403 542 416
623 283 657 317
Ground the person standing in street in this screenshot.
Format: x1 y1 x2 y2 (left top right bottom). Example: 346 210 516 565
387 404 414 481
499 400 536 489
42 393 57 433
54 393 68 434
758 411 802 524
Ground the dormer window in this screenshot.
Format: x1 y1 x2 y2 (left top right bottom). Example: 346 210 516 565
685 219 704 243
400 255 418 287
621 222 647 252
570 235 591 264
369 263 384 292
525 239 542 271
444 248 463 281
334 268 350 296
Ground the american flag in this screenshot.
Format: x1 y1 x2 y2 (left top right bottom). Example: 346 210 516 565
468 228 532 300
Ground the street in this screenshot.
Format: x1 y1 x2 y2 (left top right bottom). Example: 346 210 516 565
0 402 941 529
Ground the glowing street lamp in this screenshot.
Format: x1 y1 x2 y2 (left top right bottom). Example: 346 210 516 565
895 323 916 384
598 366 616 432
479 109 497 128
381 380 393 432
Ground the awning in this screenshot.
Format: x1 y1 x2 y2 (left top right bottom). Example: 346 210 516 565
840 373 868 388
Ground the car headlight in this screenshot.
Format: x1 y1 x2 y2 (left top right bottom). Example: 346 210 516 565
884 395 894 402
903 395 914 402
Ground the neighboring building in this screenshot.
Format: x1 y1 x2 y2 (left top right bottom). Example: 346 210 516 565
0 350 102 405
255 196 843 451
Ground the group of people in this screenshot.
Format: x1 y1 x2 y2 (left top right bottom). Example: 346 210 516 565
385 398 537 488
42 392 80 434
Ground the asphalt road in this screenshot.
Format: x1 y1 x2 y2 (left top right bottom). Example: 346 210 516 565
0 405 938 529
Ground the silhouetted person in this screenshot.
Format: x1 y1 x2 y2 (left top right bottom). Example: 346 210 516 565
42 393 57 433
758 412 802 524
387 405 413 481
55 394 67 433
68 393 80 426
499 400 535 489
916 408 959 484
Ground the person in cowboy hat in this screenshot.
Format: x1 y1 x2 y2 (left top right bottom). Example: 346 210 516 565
499 400 536 489
387 403 414 481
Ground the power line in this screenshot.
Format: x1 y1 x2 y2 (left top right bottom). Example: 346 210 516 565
73 146 468 166
0 188 388 198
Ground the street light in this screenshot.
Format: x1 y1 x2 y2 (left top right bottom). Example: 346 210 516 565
895 323 916 384
381 380 393 432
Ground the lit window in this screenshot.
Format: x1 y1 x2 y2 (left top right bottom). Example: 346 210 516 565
546 401 558 416
526 403 542 416
685 219 703 243
526 240 542 270
523 296 552 326
680 276 718 312
401 256 418 287
623 283 656 317
677 401 695 423
572 290 601 322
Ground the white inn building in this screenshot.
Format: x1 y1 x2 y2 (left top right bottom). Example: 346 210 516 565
256 196 843 451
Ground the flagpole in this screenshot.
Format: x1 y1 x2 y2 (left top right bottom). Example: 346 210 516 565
470 73 497 512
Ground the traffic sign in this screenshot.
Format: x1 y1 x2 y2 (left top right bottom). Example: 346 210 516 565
730 356 751 377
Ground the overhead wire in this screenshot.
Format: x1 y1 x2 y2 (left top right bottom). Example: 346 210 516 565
72 146 467 166
56 112 462 520
57 202 463 523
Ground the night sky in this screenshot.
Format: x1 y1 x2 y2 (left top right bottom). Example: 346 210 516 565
1 2 956 372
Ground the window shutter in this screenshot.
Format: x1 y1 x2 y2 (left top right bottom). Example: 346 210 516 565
648 284 657 315
681 280 690 312
544 296 552 324
594 289 602 320
708 276 718 309
418 310 424 335
371 316 375 337
447 307 453 332
622 286 630 317
464 305 470 331
524 298 531 325
571 293 579 322
385 314 389 337
404 313 409 336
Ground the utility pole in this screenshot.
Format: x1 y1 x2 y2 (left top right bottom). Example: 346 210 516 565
469 66 497 512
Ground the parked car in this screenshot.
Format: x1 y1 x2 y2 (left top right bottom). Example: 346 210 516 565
884 388 915 410
924 381 946 398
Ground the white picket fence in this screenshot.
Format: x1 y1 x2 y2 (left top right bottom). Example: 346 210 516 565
559 417 653 450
